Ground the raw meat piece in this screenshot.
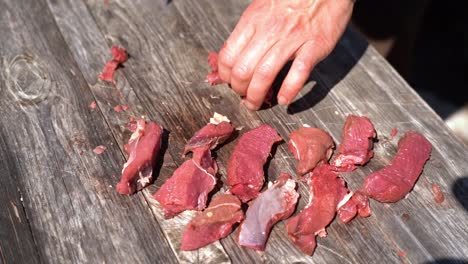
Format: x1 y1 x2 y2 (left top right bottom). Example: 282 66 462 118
362 131 432 203
181 194 244 251
431 183 445 204
113 105 122 112
332 115 376 172
391 127 398 139
206 52 224 85
89 101 97 109
117 119 163 195
183 113 234 157
238 173 299 251
286 165 349 255
154 147 218 218
288 127 334 176
93 145 107 155
122 105 129 111
99 46 128 82
337 191 371 223
227 124 282 202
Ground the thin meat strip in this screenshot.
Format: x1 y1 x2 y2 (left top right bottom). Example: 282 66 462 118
99 46 128 82
183 113 234 157
154 147 218 218
117 119 163 195
288 127 334 177
238 173 299 251
181 193 244 251
227 124 282 202
286 165 349 255
332 115 376 171
361 131 432 203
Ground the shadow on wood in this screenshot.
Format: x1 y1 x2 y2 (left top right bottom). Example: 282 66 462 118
286 28 369 114
452 176 468 212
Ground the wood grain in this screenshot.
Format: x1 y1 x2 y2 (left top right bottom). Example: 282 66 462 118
0 0 176 263
0 0 467 263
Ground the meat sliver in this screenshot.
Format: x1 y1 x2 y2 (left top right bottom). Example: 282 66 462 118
117 119 163 195
362 131 432 203
227 124 282 202
181 194 244 251
332 115 376 172
288 127 334 177
237 173 299 251
154 147 217 218
183 120 234 157
286 165 349 255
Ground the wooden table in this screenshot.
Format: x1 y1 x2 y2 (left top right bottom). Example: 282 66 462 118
1 0 467 263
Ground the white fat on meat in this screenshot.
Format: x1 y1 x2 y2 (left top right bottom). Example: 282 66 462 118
289 139 300 160
209 112 230 125
337 191 354 210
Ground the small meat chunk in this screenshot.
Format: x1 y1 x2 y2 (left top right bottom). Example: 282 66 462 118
154 147 218 218
238 173 299 251
117 120 163 195
332 115 376 171
227 124 282 202
286 165 348 255
337 191 371 223
181 194 244 251
183 115 234 157
362 131 432 203
99 46 128 82
206 52 224 85
288 127 334 177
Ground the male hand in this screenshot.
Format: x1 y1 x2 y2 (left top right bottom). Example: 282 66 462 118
218 0 354 110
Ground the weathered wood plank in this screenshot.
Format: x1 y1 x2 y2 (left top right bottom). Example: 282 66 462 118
45 0 232 262
0 128 40 264
173 0 468 263
0 0 177 263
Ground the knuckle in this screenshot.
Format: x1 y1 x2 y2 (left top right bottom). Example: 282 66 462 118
218 49 236 67
294 59 311 74
255 63 274 80
232 64 251 81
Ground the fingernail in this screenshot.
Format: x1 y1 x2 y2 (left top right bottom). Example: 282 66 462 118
278 95 288 106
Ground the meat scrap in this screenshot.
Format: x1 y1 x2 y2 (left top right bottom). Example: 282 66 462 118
431 183 445 204
183 113 234 157
181 194 244 251
238 173 299 251
286 165 349 255
362 131 432 203
99 46 128 82
332 115 376 172
227 124 282 202
337 191 371 224
89 101 97 109
154 147 218 218
117 119 163 195
288 127 334 177
93 145 107 155
206 52 224 85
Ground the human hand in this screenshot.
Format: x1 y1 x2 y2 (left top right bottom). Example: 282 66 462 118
217 0 354 110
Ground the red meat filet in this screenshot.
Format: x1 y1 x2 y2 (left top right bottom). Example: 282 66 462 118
181 193 244 251
154 147 218 218
332 115 376 172
362 131 432 203
117 120 163 195
227 124 282 202
183 121 234 157
206 52 224 85
288 127 334 177
99 46 128 82
286 165 349 255
237 173 299 251
337 191 371 223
